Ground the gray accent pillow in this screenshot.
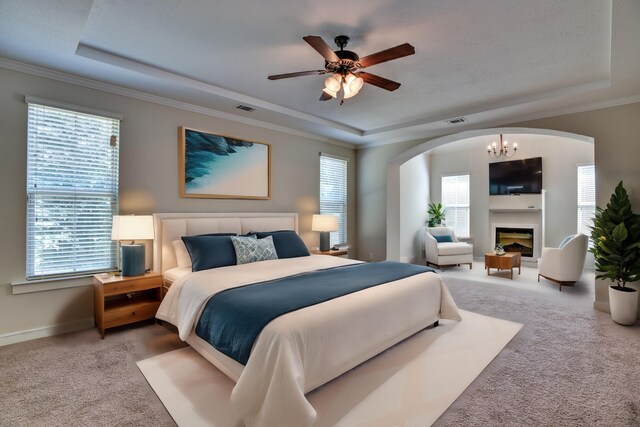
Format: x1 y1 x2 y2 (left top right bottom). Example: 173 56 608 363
231 235 278 264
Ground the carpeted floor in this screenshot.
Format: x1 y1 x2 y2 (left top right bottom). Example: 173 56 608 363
437 276 639 426
0 267 638 426
0 320 184 427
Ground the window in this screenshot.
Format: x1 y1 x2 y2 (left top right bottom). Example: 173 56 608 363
441 174 470 238
26 101 120 279
320 154 348 246
577 164 595 241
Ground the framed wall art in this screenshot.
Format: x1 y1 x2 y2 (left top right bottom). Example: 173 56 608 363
179 126 271 199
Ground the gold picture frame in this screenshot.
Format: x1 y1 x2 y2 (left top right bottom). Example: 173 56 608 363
178 126 271 199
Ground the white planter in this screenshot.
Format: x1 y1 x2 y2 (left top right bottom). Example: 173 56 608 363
609 286 639 325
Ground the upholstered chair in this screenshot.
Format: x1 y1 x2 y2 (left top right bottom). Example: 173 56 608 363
537 233 589 291
424 227 473 269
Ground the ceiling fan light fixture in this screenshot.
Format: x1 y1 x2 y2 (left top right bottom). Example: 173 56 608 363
322 87 338 98
342 83 357 99
324 74 342 92
349 75 364 93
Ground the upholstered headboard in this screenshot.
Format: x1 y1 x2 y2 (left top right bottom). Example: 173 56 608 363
152 213 299 274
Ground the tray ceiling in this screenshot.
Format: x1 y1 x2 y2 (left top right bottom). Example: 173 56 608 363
1 0 638 146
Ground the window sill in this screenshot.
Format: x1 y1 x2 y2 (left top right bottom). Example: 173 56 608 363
11 274 95 295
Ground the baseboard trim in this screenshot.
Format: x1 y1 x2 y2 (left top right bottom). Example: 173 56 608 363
593 301 610 314
0 318 94 347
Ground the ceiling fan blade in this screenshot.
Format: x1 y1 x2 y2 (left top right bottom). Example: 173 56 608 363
303 36 340 62
358 43 415 68
360 72 401 91
268 70 327 80
319 91 333 101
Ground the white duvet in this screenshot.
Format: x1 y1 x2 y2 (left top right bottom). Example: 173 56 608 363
157 255 461 427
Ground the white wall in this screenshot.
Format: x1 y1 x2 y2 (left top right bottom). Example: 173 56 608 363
399 152 430 263
0 66 356 341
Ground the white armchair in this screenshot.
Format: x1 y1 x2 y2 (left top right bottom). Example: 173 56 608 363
425 227 473 269
537 233 589 291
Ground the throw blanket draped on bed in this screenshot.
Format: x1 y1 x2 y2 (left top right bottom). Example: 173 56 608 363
196 261 436 365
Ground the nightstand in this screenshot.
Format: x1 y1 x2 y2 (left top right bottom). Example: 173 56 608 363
93 272 162 338
310 249 349 257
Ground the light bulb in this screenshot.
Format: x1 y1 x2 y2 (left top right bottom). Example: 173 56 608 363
324 74 341 92
349 76 364 93
342 82 357 99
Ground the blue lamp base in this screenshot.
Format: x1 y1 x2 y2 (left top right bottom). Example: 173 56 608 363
319 232 331 252
121 244 145 276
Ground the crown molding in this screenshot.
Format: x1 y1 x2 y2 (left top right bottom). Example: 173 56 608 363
3 56 637 152
0 57 356 150
75 43 363 136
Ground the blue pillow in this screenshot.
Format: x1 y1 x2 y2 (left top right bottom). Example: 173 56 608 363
182 235 240 272
433 235 453 243
231 235 278 264
247 230 310 259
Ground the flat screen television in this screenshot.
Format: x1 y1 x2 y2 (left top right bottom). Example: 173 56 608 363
489 157 542 195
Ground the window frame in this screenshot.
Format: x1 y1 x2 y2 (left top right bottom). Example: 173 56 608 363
25 98 121 281
319 153 348 247
440 173 471 238
577 163 595 244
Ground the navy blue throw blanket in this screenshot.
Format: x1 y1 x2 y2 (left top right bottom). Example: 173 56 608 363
195 261 436 365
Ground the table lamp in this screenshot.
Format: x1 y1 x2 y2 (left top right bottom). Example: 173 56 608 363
312 214 339 252
111 215 154 276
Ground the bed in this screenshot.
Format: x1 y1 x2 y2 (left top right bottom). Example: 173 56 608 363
153 212 461 427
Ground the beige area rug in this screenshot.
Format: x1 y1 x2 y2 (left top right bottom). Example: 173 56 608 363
137 310 521 427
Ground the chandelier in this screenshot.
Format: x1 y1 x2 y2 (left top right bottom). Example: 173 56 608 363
322 72 364 104
487 134 518 159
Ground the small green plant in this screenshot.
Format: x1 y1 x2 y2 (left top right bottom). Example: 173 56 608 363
427 202 446 227
589 181 640 289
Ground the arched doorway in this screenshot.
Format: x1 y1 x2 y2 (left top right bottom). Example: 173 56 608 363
386 127 594 261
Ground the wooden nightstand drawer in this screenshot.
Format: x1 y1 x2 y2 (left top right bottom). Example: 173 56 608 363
93 272 162 338
102 275 162 296
104 299 161 328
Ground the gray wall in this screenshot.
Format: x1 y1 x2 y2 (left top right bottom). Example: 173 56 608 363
0 67 356 338
356 102 640 311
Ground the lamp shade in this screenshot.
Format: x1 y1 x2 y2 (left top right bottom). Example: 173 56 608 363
312 214 339 232
111 215 155 241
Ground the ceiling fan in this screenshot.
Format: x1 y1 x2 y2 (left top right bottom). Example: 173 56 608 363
267 35 415 103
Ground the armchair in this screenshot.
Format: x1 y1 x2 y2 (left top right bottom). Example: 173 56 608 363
425 227 473 269
537 233 588 291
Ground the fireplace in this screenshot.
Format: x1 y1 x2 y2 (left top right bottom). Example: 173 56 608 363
495 227 534 258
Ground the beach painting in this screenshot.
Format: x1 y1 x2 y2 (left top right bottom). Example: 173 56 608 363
179 127 271 199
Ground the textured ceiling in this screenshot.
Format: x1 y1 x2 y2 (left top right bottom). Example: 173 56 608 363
0 0 638 146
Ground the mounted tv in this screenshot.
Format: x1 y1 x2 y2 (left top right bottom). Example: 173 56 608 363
489 157 542 195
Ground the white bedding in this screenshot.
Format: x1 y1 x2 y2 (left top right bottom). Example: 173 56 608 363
157 255 461 427
162 266 191 283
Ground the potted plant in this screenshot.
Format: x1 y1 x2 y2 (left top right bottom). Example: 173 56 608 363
590 181 640 325
427 202 446 227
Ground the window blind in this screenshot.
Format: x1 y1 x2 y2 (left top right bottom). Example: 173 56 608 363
441 174 470 238
320 154 348 246
26 103 120 279
577 164 595 241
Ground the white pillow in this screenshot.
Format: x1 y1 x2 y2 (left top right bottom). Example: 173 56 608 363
172 239 192 269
